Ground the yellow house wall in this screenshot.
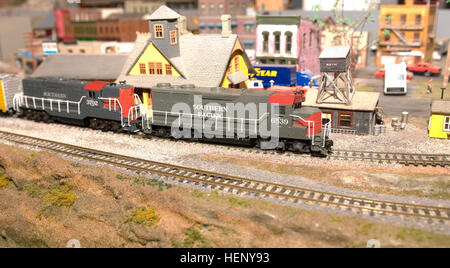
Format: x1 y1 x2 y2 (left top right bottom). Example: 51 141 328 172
220 40 250 88
429 114 450 139
0 81 6 113
129 42 181 77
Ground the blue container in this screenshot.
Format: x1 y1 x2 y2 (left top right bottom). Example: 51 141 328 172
250 65 296 88
296 71 319 87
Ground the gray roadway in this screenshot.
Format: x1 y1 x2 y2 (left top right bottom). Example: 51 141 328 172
355 67 433 117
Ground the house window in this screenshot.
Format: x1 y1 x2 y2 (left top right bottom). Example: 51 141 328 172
200 4 206 14
338 112 353 129
414 32 420 42
285 32 292 54
228 3 234 14
156 63 163 75
415 14 422 25
400 14 407 25
385 14 392 25
262 32 269 52
148 62 155 74
154 24 164 38
170 30 177 45
165 64 172 75
317 33 321 48
385 33 391 42
218 3 223 14
234 57 239 72
139 63 146 74
209 3 214 14
274 32 281 53
303 33 306 49
444 116 450 131
309 30 313 48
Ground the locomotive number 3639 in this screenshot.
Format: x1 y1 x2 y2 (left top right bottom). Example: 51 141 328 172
271 118 289 125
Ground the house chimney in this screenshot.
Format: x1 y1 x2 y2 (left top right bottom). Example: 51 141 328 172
178 16 188 35
221 14 232 38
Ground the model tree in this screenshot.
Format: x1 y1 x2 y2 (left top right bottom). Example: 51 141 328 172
311 0 377 72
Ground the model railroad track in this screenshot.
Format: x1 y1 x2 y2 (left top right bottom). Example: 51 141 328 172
0 130 449 223
330 150 450 167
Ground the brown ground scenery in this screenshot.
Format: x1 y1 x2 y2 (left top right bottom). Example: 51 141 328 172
0 143 449 248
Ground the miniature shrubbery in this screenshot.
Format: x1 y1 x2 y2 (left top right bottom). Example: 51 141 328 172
0 174 9 188
43 183 77 208
183 227 211 248
125 206 160 226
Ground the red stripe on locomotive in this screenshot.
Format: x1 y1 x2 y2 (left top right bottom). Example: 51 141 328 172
268 87 306 105
295 112 322 136
84 81 109 91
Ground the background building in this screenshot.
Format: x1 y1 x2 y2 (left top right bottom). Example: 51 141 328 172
320 22 369 68
255 15 321 74
377 0 437 66
256 0 295 11
198 0 256 51
0 16 32 60
303 0 376 11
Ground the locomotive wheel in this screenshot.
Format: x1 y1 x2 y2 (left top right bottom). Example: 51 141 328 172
89 119 99 130
110 122 122 133
99 120 110 132
156 128 169 138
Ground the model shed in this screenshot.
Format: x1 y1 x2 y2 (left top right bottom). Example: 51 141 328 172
303 88 380 135
429 100 450 139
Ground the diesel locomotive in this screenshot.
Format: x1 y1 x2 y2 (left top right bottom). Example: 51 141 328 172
13 77 142 132
8 77 332 156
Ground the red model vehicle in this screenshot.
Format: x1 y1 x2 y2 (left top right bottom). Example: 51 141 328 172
407 63 441 76
374 69 414 80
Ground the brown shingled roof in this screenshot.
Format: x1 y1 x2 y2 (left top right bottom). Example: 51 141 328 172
431 100 450 114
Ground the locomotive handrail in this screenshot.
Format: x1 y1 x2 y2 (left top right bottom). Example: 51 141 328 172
133 94 143 105
128 105 141 126
98 97 125 126
150 110 270 135
289 115 315 145
323 121 331 147
13 93 85 115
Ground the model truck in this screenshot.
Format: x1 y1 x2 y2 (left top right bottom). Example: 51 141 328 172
249 65 297 88
384 62 407 95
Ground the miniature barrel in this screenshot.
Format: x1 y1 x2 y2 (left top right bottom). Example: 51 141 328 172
391 118 399 127
401 112 409 129
374 126 381 136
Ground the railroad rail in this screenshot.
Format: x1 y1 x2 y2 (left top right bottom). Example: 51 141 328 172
330 150 450 167
0 130 449 222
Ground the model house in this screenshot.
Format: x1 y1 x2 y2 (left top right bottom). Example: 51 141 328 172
429 100 450 139
255 15 321 74
116 5 255 109
377 0 437 67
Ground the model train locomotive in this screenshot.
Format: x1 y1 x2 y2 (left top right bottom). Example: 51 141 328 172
2 76 333 156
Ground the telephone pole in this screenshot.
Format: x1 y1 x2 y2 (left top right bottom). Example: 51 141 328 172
442 42 450 99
